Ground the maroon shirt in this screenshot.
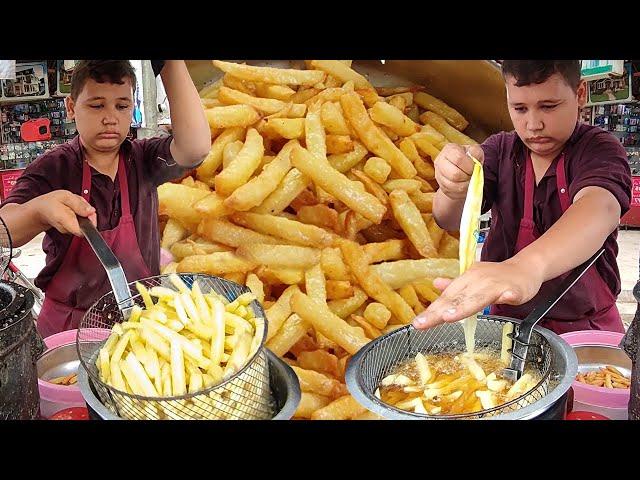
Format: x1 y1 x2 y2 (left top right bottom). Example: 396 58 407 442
1 135 189 291
480 122 632 298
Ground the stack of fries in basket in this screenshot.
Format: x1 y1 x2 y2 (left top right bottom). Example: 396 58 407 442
158 60 477 419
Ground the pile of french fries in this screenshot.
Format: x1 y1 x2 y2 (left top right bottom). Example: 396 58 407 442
158 60 474 420
95 274 270 419
576 366 631 389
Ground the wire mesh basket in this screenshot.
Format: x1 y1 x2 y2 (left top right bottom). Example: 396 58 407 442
346 316 554 420
77 273 274 420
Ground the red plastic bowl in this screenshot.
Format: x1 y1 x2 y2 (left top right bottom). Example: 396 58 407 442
565 410 610 420
50 407 90 420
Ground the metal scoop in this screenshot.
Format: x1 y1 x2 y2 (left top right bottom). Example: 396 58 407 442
500 248 605 383
77 216 134 319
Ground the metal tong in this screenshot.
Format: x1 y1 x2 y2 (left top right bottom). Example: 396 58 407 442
500 248 605 383
77 216 134 319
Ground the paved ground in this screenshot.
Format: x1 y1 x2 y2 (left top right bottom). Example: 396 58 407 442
11 229 640 327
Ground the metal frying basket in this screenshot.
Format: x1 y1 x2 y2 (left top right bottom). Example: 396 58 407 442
77 273 274 420
346 316 564 420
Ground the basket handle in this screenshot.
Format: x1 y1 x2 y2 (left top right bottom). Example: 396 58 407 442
77 216 134 313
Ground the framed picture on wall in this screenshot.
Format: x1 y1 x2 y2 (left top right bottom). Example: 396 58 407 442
55 60 75 96
1 62 49 102
587 62 634 106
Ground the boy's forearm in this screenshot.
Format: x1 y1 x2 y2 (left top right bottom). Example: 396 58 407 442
510 187 620 282
0 202 47 247
160 60 211 167
432 189 465 231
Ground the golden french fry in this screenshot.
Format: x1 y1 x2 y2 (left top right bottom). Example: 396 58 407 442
265 285 301 341
215 128 265 196
266 313 308 357
177 252 257 275
245 273 264 305
368 101 420 137
198 79 222 99
328 141 369 173
255 83 296 101
421 111 476 145
297 204 340 231
305 264 327 303
383 179 422 194
256 265 305 285
309 60 372 89
158 183 211 229
161 219 188 250
414 92 469 131
292 365 348 399
218 86 290 114
327 288 368 319
222 73 256 95
223 140 295 211
197 218 281 247
231 212 333 248
253 168 310 215
321 101 352 135
264 118 305 139
363 157 392 184
295 392 332 419
196 127 246 180
204 104 261 129
296 349 340 378
310 394 367 420
221 140 244 169
389 189 437 257
372 256 457 288
212 60 326 86
439 232 460 259
326 134 354 154
339 239 415 324
193 192 231 218
350 169 390 210
291 291 368 355
363 239 407 264
326 280 354 300
291 145 386 224
350 314 382 339
340 92 416 178
237 243 320 269
363 302 392 329
170 339 187 396
410 191 435 213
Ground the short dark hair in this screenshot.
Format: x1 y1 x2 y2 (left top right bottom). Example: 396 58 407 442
501 60 582 92
70 60 136 100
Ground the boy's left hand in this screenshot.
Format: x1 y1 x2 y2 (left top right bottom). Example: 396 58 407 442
413 260 544 329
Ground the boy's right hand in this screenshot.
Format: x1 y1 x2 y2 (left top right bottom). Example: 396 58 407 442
34 190 97 237
434 144 484 200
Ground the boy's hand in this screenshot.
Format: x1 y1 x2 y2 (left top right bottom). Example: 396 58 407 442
412 259 544 329
434 144 484 201
33 190 97 237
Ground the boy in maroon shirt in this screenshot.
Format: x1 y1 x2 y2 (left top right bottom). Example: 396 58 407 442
0 60 211 337
414 60 632 334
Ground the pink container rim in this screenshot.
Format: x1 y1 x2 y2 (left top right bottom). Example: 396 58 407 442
560 330 630 409
38 329 83 404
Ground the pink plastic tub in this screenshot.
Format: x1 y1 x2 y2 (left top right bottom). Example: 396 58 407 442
37 329 86 419
560 330 631 420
